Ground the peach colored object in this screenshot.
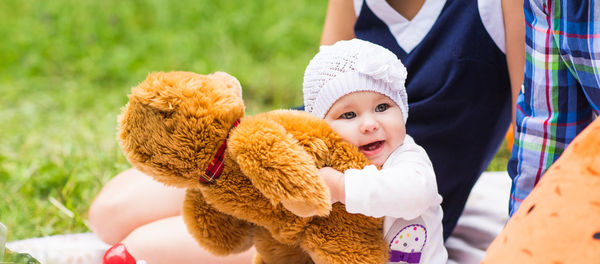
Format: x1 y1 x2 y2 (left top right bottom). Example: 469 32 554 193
482 118 600 263
505 124 514 152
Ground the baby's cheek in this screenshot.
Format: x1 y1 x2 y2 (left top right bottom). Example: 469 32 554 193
393 131 406 149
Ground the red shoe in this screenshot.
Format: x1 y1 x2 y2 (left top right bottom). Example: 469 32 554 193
103 243 137 264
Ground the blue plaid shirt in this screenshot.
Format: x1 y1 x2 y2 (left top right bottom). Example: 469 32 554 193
508 0 600 216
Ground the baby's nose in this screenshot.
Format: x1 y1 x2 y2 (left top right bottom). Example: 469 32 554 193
360 117 379 133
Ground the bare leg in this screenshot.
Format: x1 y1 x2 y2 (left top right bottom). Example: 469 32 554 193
89 168 256 263
88 168 186 244
123 216 256 264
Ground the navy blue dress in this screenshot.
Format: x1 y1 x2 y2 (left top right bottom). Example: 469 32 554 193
354 0 511 240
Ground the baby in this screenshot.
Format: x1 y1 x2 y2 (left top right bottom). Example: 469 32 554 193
303 39 447 264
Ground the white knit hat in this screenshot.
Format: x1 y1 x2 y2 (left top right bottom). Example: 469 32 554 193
303 39 409 123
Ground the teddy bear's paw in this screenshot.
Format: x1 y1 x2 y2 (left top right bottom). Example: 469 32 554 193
182 189 255 255
253 227 314 264
281 198 331 217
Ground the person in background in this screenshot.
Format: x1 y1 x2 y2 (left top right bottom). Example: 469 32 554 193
507 0 600 216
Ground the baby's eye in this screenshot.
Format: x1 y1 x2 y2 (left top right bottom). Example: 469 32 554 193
340 112 356 119
375 103 389 112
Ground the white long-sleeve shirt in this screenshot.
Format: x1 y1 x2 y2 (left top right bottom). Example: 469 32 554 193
344 135 447 264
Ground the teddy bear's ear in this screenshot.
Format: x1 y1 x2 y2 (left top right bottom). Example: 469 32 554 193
210 71 242 98
128 71 205 113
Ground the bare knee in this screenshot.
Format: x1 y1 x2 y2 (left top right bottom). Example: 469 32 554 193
88 191 132 244
88 168 185 245
88 168 145 244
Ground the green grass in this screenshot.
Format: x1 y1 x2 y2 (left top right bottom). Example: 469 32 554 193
486 141 511 171
0 0 511 241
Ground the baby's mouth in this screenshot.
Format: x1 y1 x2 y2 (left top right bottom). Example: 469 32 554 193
359 141 384 152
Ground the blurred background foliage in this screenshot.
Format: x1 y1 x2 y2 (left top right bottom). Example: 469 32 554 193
0 0 509 241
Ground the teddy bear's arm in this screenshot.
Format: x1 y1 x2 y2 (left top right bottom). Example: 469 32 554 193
261 109 371 172
228 115 332 218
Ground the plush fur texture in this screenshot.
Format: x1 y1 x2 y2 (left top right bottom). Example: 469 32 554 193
482 118 600 263
118 71 389 263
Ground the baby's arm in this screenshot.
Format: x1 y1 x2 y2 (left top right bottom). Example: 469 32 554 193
319 137 440 219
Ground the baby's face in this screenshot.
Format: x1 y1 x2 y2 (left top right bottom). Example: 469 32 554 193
324 91 406 167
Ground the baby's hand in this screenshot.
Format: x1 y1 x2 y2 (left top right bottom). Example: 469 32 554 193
318 167 346 204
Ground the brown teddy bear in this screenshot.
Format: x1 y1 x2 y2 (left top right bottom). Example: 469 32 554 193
117 71 389 264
